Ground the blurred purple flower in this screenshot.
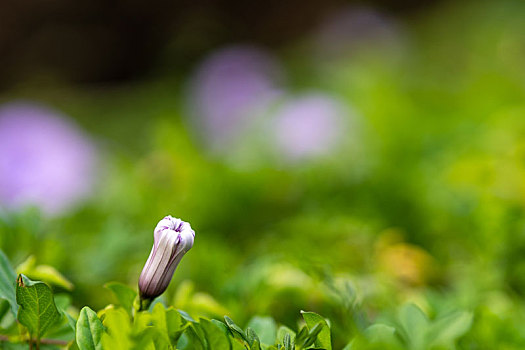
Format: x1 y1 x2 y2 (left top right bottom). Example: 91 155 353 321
313 6 402 60
0 101 97 216
188 46 284 151
272 94 347 161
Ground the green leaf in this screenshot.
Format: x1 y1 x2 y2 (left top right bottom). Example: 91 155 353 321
0 298 10 321
165 307 185 344
397 304 429 349
15 274 60 338
53 295 77 334
101 307 133 350
43 295 76 343
140 303 185 346
194 320 208 340
54 294 72 311
277 325 296 346
224 315 247 341
179 324 206 350
246 316 277 345
104 282 137 316
76 307 104 350
301 323 323 348
200 318 231 350
65 312 77 331
0 250 17 315
132 327 170 350
246 327 260 347
342 341 354 350
283 333 293 350
364 324 397 344
301 311 332 350
16 255 73 291
231 338 247 350
294 326 308 345
179 309 196 322
427 311 473 347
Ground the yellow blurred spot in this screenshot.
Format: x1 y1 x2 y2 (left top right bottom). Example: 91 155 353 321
375 229 436 286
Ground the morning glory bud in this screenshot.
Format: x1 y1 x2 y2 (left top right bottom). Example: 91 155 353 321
138 216 195 305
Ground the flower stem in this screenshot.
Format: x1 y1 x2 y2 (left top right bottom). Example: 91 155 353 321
138 297 152 312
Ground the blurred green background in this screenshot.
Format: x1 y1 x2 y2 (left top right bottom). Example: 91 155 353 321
1 0 525 347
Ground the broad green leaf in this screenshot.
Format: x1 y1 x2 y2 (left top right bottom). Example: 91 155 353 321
294 326 308 345
397 304 428 349
132 327 169 350
104 282 137 316
211 319 228 330
76 307 104 350
427 311 473 347
17 256 73 291
165 307 185 344
246 327 260 347
211 318 234 345
364 324 397 343
54 294 72 311
139 303 185 346
179 309 196 322
62 311 77 331
0 250 17 315
231 338 247 350
132 309 150 331
179 324 206 350
301 323 323 348
301 311 332 350
277 325 296 345
200 318 231 350
342 341 354 350
130 329 155 350
101 307 133 350
65 312 77 331
247 316 277 345
44 300 77 344
224 315 247 341
132 310 162 349
53 294 77 333
0 298 10 321
15 274 60 338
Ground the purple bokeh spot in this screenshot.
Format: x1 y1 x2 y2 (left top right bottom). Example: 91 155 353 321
313 6 401 59
273 94 346 161
188 46 284 150
0 101 98 216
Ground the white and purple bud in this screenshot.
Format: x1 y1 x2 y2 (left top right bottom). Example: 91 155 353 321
138 216 195 303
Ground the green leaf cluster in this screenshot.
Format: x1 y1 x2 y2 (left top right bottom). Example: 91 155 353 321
0 250 76 349
0 250 476 349
76 302 331 350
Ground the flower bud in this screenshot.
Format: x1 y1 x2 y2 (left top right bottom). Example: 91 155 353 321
138 216 195 301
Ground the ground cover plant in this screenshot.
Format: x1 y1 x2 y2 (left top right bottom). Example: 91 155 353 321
0 227 473 349
2 0 525 349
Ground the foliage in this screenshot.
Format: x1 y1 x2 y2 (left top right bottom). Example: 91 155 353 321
0 250 474 349
1 1 525 348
